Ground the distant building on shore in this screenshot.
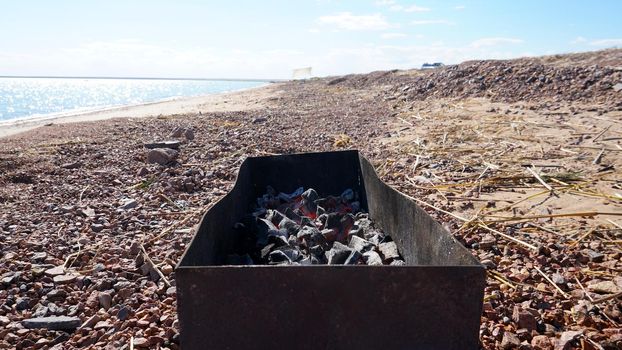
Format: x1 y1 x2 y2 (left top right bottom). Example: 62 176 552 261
292 67 312 80
421 62 444 69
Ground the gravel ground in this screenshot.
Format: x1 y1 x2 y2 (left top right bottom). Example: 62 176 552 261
1 49 621 349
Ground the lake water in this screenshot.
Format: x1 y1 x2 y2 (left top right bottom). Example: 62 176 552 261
0 77 267 122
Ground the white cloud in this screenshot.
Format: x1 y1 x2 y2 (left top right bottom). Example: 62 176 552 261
589 38 622 47
454 5 466 10
383 2 430 12
317 12 392 31
403 5 430 12
381 32 407 39
411 19 454 26
470 37 524 48
571 36 587 44
0 38 537 79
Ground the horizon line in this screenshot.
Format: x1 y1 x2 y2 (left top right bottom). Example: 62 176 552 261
0 75 288 82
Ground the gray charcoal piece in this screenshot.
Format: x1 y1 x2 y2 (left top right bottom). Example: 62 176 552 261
266 210 285 224
379 241 400 261
260 244 275 259
302 188 319 202
348 235 374 253
344 250 362 265
22 316 81 331
258 218 277 232
366 232 385 246
269 247 300 263
279 217 300 236
325 242 353 265
297 226 320 240
363 251 383 265
356 218 373 236
309 245 325 257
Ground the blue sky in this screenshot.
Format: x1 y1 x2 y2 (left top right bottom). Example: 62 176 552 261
1 0 621 79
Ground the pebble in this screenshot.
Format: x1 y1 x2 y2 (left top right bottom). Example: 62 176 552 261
119 199 138 210
53 274 78 284
501 332 521 349
132 337 150 348
98 292 112 310
588 280 620 294
61 161 82 169
531 335 553 350
147 148 178 165
22 316 81 331
44 266 65 277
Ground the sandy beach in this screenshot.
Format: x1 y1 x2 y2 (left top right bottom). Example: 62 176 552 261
0 84 277 139
0 49 621 349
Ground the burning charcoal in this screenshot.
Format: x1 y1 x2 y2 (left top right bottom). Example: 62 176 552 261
366 231 385 246
259 218 278 232
265 210 285 225
225 254 254 265
267 229 289 246
348 226 361 238
321 228 338 242
260 244 275 260
340 188 354 202
325 242 353 264
287 235 299 246
356 218 372 233
309 245 325 258
302 188 319 202
257 218 279 246
390 259 406 266
300 189 319 218
299 216 313 227
316 205 326 216
315 196 340 212
300 256 320 265
297 226 319 240
348 235 374 253
322 213 355 243
283 207 302 224
338 214 355 242
363 251 383 266
269 247 300 264
244 186 404 267
379 241 401 261
279 216 300 236
344 250 362 265
277 187 304 202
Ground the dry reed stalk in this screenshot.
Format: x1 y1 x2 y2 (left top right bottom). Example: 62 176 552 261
534 266 570 299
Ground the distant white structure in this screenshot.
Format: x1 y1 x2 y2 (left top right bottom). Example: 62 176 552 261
421 62 444 69
292 67 312 80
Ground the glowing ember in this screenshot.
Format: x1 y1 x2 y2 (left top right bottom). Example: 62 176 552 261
228 186 404 265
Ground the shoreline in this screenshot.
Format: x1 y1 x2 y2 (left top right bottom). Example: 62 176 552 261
0 83 275 139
